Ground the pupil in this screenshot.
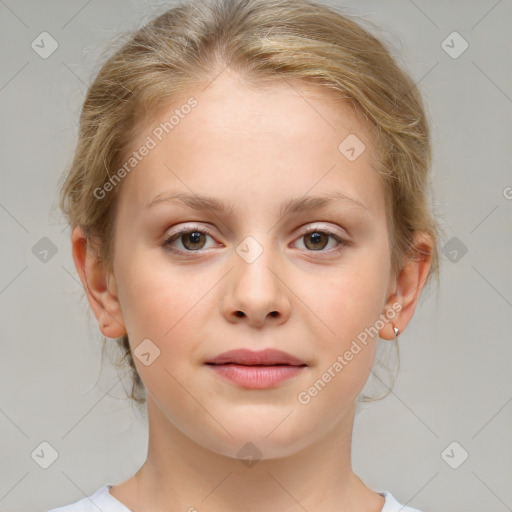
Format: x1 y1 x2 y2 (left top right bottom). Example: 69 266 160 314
189 232 201 244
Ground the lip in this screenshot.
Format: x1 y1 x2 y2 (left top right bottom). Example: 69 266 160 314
205 348 307 366
205 349 307 389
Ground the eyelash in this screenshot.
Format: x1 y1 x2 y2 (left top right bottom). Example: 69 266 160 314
163 224 349 257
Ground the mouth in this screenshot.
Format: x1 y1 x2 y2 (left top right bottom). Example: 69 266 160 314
204 348 308 389
206 362 306 366
204 348 308 367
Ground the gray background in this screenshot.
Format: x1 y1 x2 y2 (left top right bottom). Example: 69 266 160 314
0 1 511 511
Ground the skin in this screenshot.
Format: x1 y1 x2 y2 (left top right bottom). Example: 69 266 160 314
72 69 433 512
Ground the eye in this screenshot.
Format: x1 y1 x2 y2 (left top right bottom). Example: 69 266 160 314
163 225 217 252
163 224 349 256
293 225 349 253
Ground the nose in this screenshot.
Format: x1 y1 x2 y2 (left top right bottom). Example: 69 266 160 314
221 246 291 328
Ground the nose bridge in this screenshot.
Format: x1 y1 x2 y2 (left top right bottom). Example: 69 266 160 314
234 232 282 299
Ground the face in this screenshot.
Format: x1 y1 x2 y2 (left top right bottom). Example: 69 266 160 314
103 71 399 459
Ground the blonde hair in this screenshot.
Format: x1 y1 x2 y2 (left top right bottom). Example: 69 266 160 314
59 0 442 406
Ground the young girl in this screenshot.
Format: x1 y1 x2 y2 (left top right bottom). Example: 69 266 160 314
49 0 440 510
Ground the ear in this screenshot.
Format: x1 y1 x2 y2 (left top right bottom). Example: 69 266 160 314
71 226 127 339
379 231 433 340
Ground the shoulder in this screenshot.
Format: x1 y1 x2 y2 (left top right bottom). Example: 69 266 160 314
378 490 423 512
46 484 132 512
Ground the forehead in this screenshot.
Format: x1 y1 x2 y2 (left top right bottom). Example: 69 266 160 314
116 71 384 219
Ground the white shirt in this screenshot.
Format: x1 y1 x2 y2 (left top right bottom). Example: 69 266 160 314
47 484 422 511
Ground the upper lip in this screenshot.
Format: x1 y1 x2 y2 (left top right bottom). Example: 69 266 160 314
205 348 307 366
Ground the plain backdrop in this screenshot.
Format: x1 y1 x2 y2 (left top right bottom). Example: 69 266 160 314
0 1 511 511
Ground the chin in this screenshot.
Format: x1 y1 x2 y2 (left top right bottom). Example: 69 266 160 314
195 418 315 462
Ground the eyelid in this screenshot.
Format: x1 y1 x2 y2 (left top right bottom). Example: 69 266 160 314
163 224 219 245
165 222 347 239
167 224 216 237
296 222 348 239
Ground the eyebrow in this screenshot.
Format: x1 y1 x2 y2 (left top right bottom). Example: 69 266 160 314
145 191 370 217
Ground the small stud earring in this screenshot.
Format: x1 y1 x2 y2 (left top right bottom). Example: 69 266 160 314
392 324 400 338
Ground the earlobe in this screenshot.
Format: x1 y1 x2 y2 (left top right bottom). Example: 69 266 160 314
71 226 127 339
379 290 402 341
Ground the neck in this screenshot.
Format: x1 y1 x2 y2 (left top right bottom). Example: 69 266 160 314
121 397 384 512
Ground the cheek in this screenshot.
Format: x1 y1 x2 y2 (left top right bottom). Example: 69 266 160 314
117 264 208 407
308 262 387 343
296 251 389 397
114 249 205 355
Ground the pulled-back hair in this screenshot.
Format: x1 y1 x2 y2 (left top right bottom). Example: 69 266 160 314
59 0 442 406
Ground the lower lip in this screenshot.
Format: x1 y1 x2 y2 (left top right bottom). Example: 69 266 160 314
207 364 306 389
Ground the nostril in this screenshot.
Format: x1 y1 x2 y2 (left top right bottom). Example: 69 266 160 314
235 311 245 317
